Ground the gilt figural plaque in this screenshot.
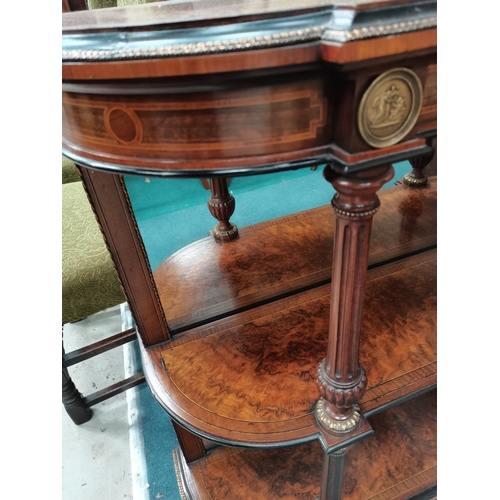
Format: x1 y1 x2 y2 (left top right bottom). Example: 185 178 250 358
357 68 423 149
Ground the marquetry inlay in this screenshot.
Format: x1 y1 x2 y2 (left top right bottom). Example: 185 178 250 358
104 107 143 145
62 85 328 159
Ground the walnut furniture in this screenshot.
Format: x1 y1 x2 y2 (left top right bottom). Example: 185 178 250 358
62 1 437 497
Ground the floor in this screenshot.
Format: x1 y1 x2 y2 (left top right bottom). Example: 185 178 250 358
62 304 150 500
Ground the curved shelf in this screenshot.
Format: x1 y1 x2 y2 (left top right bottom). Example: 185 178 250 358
174 389 437 500
155 179 437 332
142 248 436 447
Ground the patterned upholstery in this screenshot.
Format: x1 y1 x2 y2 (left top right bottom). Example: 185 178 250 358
117 0 163 4
62 0 160 326
87 0 117 8
62 181 125 325
87 0 162 6
62 157 81 184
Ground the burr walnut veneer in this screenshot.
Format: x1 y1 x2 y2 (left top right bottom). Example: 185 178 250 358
62 1 437 498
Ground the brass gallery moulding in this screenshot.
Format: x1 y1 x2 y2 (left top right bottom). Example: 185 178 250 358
61 17 436 62
323 16 437 43
357 68 423 149
62 28 324 61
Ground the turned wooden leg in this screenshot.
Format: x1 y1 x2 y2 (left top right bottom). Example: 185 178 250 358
62 345 92 425
315 164 394 499
207 178 238 242
403 138 436 188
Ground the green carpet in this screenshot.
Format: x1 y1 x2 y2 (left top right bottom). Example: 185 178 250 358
124 162 410 271
123 161 411 500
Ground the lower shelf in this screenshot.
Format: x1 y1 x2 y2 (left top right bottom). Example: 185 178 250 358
174 389 437 500
143 249 436 447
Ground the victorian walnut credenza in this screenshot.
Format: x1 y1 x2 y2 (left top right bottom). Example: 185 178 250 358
62 1 437 498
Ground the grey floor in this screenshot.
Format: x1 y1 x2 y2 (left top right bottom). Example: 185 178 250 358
62 304 150 500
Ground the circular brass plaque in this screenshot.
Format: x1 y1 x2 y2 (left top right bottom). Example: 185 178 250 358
357 68 423 149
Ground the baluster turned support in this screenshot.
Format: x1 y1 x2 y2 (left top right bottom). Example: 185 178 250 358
315 163 394 500
207 178 239 242
403 138 435 188
62 344 92 425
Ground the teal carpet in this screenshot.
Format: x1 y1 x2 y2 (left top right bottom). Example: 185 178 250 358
123 161 411 500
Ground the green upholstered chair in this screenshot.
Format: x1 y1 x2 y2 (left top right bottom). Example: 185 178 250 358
62 160 144 425
62 179 126 325
61 0 192 425
84 0 163 9
62 156 81 184
62 0 168 426
86 0 117 8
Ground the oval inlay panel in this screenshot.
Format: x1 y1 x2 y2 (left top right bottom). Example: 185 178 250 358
104 107 142 144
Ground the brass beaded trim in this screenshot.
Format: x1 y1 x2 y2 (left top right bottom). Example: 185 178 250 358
213 222 238 238
332 206 379 218
62 16 436 62
323 16 437 43
403 173 428 186
316 399 361 433
172 450 188 500
62 27 324 61
119 176 171 336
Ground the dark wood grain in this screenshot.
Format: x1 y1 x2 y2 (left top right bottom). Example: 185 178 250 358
174 390 436 499
418 63 437 131
62 60 434 175
62 45 322 80
83 372 145 408
62 344 93 425
62 3 437 495
63 328 137 366
342 390 437 499
143 249 436 446
155 178 437 331
63 0 87 12
316 165 395 428
62 76 331 160
207 177 238 242
171 420 207 463
329 54 434 154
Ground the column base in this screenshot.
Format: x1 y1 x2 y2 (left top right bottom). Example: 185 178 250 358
403 172 428 188
211 223 239 242
316 398 361 434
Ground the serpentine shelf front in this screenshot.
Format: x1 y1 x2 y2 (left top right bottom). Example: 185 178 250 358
174 389 437 499
155 179 437 332
142 247 436 447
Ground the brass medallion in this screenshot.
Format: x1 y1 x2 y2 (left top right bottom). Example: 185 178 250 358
357 68 423 148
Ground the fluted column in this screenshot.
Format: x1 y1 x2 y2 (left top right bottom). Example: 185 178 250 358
403 138 436 188
316 164 394 431
314 164 394 500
